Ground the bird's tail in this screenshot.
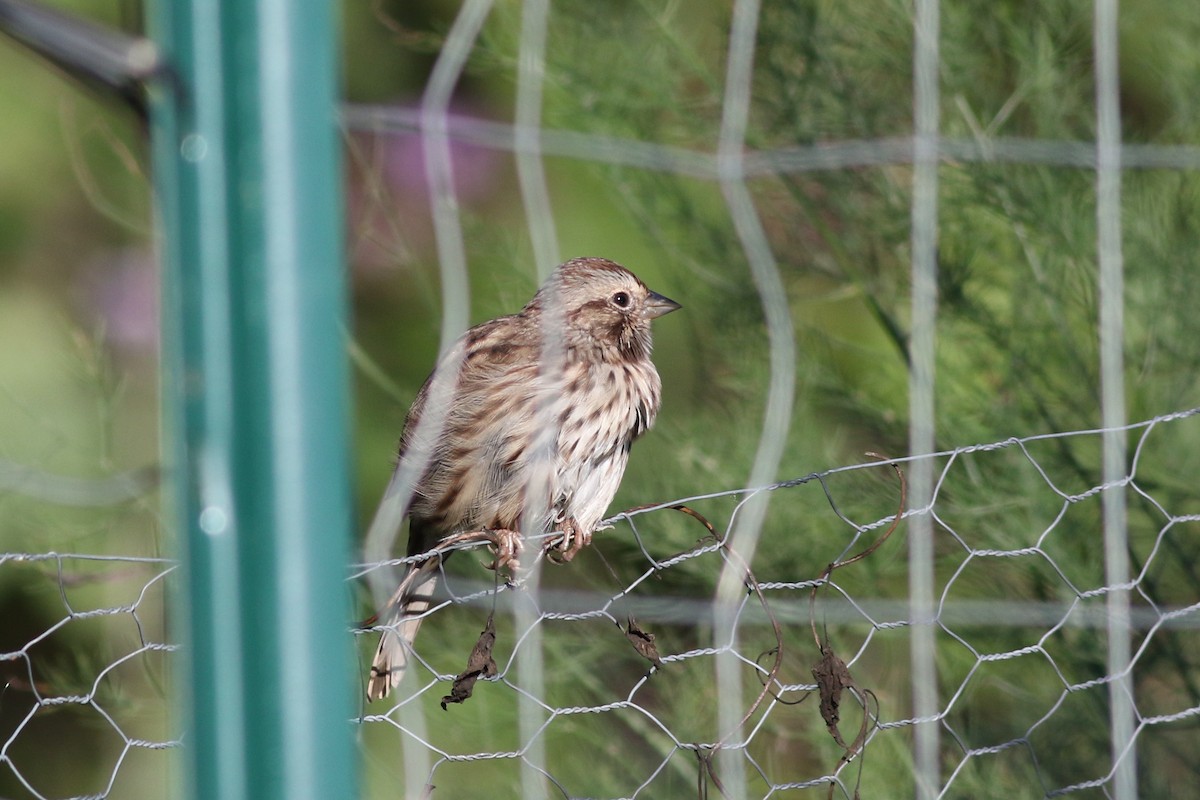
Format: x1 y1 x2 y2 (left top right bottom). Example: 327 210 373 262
367 561 439 702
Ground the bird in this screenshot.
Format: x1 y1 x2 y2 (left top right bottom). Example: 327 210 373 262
366 256 680 701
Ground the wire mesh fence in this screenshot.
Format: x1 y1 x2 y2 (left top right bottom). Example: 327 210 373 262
339 3 1200 795
0 552 177 799
352 406 1200 799
4 0 1200 798
4 408 1200 798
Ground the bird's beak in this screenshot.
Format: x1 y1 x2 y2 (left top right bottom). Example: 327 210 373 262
643 291 682 319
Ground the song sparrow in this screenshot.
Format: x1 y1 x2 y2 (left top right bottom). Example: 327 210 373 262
367 257 680 701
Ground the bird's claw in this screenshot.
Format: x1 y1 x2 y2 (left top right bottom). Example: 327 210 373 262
482 528 523 575
546 519 591 564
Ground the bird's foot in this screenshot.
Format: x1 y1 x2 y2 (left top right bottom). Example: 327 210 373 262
482 528 523 575
546 518 591 564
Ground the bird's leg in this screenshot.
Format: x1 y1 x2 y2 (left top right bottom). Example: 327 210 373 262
482 528 524 574
547 517 591 564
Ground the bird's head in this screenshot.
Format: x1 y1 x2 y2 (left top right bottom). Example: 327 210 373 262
527 257 681 361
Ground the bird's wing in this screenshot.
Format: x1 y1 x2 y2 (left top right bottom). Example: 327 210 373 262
398 313 547 549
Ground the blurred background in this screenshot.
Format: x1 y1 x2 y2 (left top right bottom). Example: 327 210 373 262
2 0 1200 797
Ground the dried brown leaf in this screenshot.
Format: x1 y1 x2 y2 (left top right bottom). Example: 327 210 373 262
624 616 663 668
440 614 498 710
812 646 855 749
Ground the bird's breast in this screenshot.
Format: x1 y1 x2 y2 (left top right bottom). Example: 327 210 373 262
552 358 662 531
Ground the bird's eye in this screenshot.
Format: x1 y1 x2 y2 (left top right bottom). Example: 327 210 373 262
612 291 631 308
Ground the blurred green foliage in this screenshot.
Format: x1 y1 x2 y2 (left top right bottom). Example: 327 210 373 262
2 0 1199 798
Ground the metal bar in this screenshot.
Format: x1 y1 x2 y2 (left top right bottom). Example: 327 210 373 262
1093 0 1136 797
910 0 941 796
148 2 356 799
0 0 157 118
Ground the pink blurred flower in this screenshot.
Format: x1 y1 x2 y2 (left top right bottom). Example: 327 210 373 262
75 246 159 355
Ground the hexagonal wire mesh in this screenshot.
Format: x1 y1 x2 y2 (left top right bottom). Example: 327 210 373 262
5 407 1199 798
0 552 178 799
350 407 1200 799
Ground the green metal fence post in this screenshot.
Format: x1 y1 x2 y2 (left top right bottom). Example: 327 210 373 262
148 2 357 799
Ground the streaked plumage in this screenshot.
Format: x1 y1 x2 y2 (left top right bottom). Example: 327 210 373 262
367 257 679 701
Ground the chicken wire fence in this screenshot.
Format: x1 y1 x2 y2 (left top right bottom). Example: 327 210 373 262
4 408 1200 799
4 0 1200 798
347 406 1200 800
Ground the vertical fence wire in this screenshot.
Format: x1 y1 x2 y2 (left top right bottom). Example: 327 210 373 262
512 2 557 793
399 3 496 794
909 0 942 796
515 0 559 279
1093 1 1136 797
713 0 797 792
